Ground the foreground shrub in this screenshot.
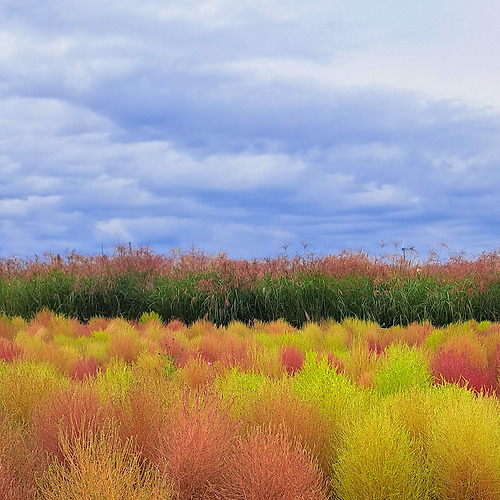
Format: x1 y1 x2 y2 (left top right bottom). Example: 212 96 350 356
333 410 431 499
216 424 329 500
0 360 65 425
31 383 110 464
0 412 40 500
38 424 173 500
153 390 240 499
427 385 500 499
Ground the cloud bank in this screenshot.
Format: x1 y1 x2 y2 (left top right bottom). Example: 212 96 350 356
1 0 500 259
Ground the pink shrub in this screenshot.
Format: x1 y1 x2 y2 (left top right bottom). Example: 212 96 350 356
280 345 305 375
430 337 497 394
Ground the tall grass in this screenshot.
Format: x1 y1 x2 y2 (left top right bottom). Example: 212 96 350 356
1 246 500 326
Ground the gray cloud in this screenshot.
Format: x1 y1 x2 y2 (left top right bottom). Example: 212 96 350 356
1 1 500 260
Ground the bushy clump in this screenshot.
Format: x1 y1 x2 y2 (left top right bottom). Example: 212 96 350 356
31 383 111 463
153 389 240 500
38 424 174 500
0 412 40 500
293 351 369 467
333 410 431 499
115 376 173 463
430 334 497 394
67 356 101 380
427 385 500 499
216 424 329 500
373 344 432 396
0 337 23 362
238 377 335 475
279 344 305 374
0 360 66 425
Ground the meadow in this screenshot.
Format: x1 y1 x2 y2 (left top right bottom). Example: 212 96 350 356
1 247 500 499
0 310 500 499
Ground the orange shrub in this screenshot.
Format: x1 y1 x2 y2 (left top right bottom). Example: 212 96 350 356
216 424 329 500
0 412 40 500
153 390 240 499
67 356 101 380
0 338 23 362
31 383 111 464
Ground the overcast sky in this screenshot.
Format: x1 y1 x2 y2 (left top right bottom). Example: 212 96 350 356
1 1 500 261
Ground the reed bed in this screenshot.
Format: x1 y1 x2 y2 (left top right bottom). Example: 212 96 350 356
0 312 499 498
1 246 500 326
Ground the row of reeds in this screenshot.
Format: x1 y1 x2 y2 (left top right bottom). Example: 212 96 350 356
1 312 500 499
1 246 500 326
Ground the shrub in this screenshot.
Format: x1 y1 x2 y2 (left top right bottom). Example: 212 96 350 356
373 344 432 397
216 424 329 500
153 389 240 500
333 410 431 499
242 378 335 476
0 412 40 500
279 344 305 374
0 338 23 362
0 360 66 425
67 356 101 380
427 385 500 499
31 383 110 463
37 424 174 499
430 335 496 394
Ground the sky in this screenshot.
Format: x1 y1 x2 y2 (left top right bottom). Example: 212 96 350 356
1 0 500 261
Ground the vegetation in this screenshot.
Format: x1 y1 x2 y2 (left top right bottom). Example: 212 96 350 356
0 311 499 498
1 245 500 326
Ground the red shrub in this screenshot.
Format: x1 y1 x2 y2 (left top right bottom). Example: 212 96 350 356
326 352 345 374
216 425 329 500
280 345 305 375
431 343 497 394
154 390 240 500
67 357 101 380
31 384 110 463
0 338 23 362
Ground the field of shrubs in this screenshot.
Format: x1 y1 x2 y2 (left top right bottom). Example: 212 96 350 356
0 309 500 499
1 247 500 498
